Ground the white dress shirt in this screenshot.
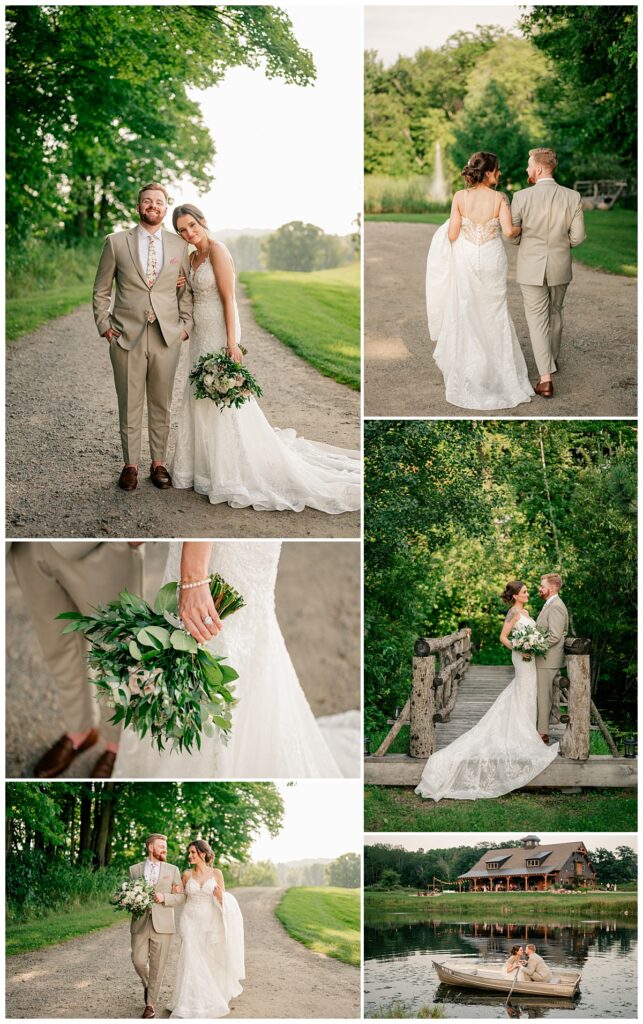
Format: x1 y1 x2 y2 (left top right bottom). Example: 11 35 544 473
144 858 161 885
137 224 164 277
544 594 558 606
535 177 557 186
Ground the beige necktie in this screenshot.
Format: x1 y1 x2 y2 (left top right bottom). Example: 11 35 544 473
146 235 158 288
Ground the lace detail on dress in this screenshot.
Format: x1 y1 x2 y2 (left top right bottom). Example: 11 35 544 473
460 216 501 245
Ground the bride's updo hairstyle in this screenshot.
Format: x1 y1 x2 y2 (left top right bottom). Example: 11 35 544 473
188 838 214 864
501 580 526 605
172 203 208 234
462 151 499 186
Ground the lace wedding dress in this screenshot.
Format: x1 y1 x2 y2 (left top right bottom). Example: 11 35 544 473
113 541 361 779
414 614 558 801
169 257 361 512
426 204 534 411
169 876 244 1019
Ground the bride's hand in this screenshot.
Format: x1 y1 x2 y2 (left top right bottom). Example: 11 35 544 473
176 274 187 288
179 584 223 645
227 343 244 364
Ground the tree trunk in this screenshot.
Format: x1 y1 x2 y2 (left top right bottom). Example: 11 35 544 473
559 654 591 759
410 654 436 758
78 787 93 865
94 783 116 868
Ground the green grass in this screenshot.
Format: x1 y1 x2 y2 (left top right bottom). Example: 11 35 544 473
367 1002 445 1019
365 208 637 276
275 886 360 966
6 906 128 956
6 284 93 341
239 264 360 389
365 890 637 924
364 786 637 832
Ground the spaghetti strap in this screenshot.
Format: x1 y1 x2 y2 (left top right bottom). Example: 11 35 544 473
463 189 468 218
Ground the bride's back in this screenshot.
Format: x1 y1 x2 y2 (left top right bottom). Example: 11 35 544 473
458 187 500 224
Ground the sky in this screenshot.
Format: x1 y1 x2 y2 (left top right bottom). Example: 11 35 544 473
249 781 363 863
173 6 362 235
366 833 638 854
365 5 524 65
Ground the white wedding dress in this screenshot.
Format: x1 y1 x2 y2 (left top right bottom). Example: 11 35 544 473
113 541 361 779
169 257 361 512
169 876 244 1019
426 201 534 411
415 614 558 801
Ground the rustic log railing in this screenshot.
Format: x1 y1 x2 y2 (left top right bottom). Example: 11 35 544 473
373 628 472 757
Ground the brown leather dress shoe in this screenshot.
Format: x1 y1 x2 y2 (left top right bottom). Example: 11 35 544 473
91 750 117 778
119 465 138 491
150 464 172 489
34 729 99 778
541 734 550 745
534 380 554 398
142 1006 156 1019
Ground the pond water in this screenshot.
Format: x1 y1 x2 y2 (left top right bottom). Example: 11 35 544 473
364 916 637 1019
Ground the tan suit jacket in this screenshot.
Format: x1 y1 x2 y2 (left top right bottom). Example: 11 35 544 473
523 952 553 983
511 181 586 286
129 861 185 935
536 595 569 671
93 227 193 350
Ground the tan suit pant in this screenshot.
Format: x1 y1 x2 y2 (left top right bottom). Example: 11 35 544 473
8 542 143 738
131 915 173 1007
520 280 569 376
110 321 182 465
536 666 556 734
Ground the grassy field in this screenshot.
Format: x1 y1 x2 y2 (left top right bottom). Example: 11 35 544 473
365 785 637 832
7 284 93 342
365 209 637 276
365 890 637 924
6 906 127 956
239 263 360 389
275 886 360 967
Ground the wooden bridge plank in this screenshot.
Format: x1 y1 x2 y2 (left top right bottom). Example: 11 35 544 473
364 755 637 787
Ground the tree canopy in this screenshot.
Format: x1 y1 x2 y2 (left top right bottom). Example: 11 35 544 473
6 6 315 244
365 420 637 736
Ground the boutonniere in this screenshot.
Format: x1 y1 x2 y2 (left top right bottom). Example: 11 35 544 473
170 256 179 265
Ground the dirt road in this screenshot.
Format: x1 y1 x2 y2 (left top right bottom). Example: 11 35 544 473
6 542 360 778
5 887 360 1019
365 221 637 417
6 286 360 538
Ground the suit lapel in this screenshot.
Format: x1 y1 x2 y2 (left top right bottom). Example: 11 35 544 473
126 228 147 286
153 229 179 287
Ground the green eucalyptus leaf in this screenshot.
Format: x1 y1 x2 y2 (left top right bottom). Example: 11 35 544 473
155 582 179 615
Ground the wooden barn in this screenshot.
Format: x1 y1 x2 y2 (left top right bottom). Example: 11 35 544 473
458 835 596 892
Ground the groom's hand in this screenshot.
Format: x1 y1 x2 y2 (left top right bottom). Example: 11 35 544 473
180 331 188 341
103 327 121 342
154 893 165 904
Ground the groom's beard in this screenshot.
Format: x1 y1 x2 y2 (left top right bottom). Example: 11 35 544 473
140 211 164 227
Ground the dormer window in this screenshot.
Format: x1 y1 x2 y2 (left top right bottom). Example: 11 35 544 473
487 861 500 869
526 858 541 867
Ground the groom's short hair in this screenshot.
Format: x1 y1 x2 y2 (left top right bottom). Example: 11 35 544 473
137 182 169 205
145 833 168 851
529 147 558 171
542 573 563 591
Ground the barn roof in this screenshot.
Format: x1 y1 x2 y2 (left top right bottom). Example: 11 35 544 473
458 841 591 879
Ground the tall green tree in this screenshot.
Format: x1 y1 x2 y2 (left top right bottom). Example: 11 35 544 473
326 852 361 888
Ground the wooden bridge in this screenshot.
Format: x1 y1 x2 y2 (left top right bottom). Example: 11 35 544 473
365 629 637 789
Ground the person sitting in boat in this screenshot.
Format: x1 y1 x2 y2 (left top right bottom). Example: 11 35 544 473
504 945 526 980
523 944 554 983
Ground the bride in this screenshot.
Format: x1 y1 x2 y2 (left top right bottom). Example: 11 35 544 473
168 203 361 513
113 541 360 779
414 581 558 802
426 150 534 411
169 839 244 1019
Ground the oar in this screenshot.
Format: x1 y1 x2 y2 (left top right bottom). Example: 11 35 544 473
505 966 520 1007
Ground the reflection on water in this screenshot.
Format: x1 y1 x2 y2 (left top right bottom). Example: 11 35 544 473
364 918 637 1019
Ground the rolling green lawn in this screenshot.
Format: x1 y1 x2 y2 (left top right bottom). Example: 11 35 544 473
275 886 360 966
239 263 360 389
365 786 637 832
6 283 93 342
365 890 637 923
366 209 637 276
6 906 128 956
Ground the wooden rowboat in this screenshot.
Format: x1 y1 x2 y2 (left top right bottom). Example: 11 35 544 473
433 958 582 998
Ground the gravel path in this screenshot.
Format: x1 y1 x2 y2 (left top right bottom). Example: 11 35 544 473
5 887 360 1019
6 286 360 538
6 541 360 777
365 221 637 417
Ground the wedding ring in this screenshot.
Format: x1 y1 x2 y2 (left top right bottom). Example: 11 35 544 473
203 614 214 625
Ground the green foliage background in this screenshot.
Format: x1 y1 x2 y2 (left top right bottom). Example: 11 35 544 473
364 420 637 735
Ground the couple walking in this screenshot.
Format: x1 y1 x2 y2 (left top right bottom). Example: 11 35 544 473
415 573 569 802
92 182 360 513
427 147 586 409
130 834 244 1019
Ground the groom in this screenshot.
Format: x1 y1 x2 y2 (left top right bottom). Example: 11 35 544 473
130 833 184 1019
535 573 569 744
510 148 586 398
93 182 193 492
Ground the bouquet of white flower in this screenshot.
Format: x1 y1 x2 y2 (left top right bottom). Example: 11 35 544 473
112 877 156 917
511 623 552 660
189 347 262 410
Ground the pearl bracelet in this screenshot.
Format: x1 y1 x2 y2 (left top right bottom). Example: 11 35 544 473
177 575 212 591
